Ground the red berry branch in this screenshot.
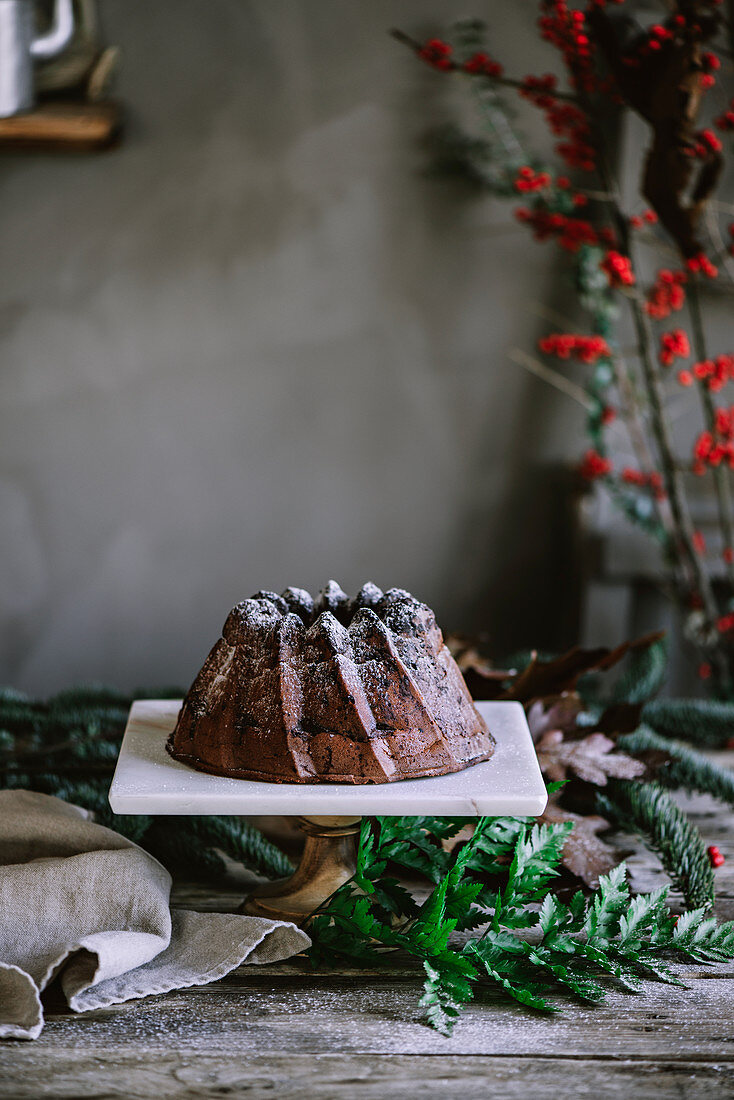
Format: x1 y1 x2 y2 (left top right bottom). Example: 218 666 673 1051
394 0 734 694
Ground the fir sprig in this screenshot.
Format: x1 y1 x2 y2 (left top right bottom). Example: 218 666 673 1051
620 725 734 808
596 780 715 910
641 697 734 748
307 815 734 1035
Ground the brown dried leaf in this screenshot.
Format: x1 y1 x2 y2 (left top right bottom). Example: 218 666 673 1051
527 693 583 742
536 730 646 787
540 804 619 888
446 634 514 700
497 632 664 705
594 702 644 736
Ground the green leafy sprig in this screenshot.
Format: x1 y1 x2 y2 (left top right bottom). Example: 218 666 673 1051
307 814 734 1035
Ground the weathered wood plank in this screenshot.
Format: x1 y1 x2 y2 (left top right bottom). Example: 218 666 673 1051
6 970 732 1059
1 1052 732 1099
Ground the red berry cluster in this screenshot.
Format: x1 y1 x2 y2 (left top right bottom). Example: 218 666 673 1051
519 73 557 108
579 449 612 480
515 207 599 252
643 22 674 54
688 128 723 158
538 1 597 94
715 96 734 132
686 252 718 278
621 467 665 499
538 332 611 363
621 20 676 70
600 250 635 288
621 14 720 81
692 407 734 475
553 105 596 170
520 74 596 171
417 38 453 70
717 612 734 634
659 328 690 367
700 50 721 90
514 166 552 193
693 529 707 556
708 845 726 868
629 210 658 229
645 269 686 319
679 355 734 393
464 51 503 78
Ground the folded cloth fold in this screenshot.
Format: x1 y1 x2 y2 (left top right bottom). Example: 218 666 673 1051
0 790 310 1039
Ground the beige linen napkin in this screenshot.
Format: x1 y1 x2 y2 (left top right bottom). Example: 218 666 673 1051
0 790 310 1040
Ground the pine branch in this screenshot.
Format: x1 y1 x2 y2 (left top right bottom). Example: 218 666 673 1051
642 697 734 747
620 725 734 808
171 816 294 880
596 780 715 910
611 636 668 705
144 826 230 880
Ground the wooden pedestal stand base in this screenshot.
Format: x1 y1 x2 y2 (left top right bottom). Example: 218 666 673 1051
240 816 362 926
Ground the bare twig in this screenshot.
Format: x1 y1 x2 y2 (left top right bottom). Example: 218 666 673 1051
507 348 595 409
592 143 728 685
529 302 581 331
389 28 580 103
610 354 659 479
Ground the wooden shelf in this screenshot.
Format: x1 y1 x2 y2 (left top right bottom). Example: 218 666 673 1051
0 100 122 152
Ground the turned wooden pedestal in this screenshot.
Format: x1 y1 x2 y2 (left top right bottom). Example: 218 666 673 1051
240 816 362 924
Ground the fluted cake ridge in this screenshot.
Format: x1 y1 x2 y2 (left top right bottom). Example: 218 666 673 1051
166 582 495 784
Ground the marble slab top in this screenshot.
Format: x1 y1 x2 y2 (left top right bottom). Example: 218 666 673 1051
108 700 547 818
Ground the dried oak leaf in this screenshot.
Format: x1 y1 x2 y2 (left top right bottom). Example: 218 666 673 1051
446 634 514 700
527 693 583 742
594 701 644 736
540 804 619 888
498 631 664 705
536 730 646 786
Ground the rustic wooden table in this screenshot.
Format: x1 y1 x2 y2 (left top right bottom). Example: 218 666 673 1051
1 788 733 1100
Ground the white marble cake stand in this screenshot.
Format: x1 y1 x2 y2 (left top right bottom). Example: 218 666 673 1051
109 700 546 923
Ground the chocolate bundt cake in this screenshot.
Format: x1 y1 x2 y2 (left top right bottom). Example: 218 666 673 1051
166 582 494 784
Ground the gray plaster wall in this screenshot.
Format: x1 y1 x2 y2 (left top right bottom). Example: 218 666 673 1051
0 1 584 694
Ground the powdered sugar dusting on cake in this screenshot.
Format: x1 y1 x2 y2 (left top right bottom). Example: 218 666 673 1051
281 587 315 622
167 582 493 784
